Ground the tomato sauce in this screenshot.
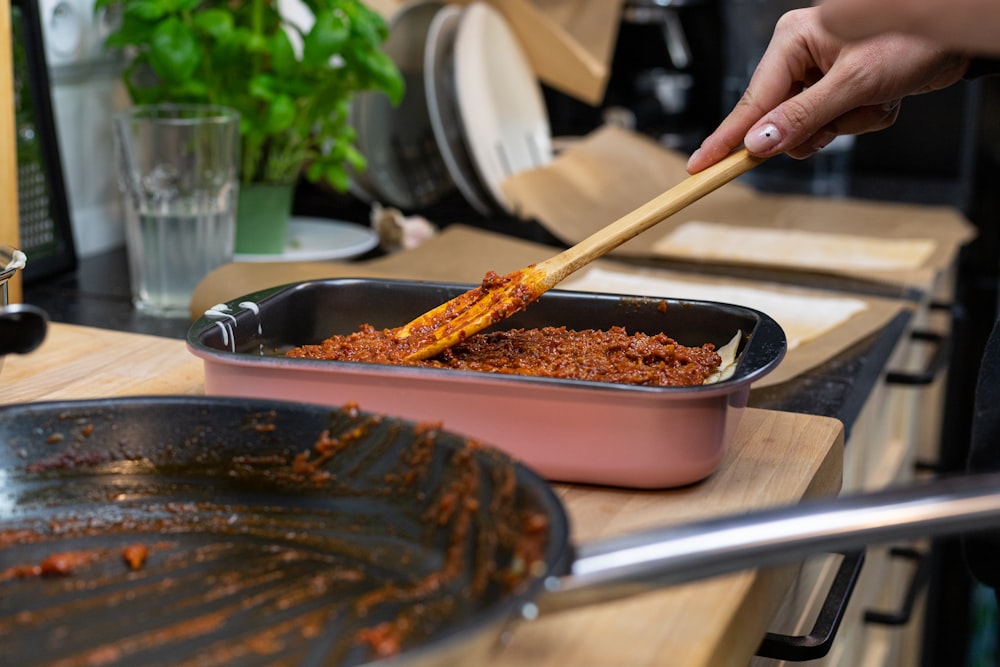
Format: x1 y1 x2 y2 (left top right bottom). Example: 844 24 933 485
288 325 721 387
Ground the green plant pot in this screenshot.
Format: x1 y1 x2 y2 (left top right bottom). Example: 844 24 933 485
235 183 293 255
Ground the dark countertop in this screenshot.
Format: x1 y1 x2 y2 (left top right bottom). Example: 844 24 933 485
22 238 913 442
24 245 193 339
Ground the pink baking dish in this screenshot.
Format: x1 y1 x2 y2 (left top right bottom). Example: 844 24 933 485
187 278 786 488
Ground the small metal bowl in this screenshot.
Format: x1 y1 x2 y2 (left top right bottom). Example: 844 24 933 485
0 244 26 301
0 245 47 376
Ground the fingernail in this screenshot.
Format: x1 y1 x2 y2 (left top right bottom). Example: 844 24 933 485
881 99 901 113
686 147 703 172
813 131 836 152
745 123 781 153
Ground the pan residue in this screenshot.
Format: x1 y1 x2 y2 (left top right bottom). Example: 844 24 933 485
0 402 554 666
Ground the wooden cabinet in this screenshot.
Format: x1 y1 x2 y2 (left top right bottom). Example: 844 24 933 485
751 265 958 667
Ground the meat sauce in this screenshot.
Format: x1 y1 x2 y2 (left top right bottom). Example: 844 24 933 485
289 324 722 387
0 544 150 582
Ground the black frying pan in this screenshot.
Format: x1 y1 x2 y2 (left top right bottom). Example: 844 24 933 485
2 397 999 666
0 397 569 666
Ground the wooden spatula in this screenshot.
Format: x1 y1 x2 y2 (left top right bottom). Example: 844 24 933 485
397 147 765 361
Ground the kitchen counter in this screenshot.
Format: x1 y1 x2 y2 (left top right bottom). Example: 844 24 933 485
22 241 912 438
8 208 940 665
0 322 844 667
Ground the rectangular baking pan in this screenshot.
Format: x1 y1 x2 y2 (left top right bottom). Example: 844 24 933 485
187 278 786 488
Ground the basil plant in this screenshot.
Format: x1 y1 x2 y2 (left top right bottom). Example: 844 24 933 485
98 0 404 189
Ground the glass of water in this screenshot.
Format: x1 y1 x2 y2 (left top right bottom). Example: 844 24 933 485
113 105 240 317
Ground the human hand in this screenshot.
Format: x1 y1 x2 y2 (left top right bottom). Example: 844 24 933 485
686 7 970 173
820 0 1000 56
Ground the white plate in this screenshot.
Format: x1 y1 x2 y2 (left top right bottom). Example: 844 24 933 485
234 218 378 263
423 4 494 216
352 1 453 210
453 2 552 214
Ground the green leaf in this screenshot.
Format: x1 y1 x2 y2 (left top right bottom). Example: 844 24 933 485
124 0 170 22
172 0 202 11
319 163 350 192
245 33 270 54
192 9 234 40
170 79 212 99
344 1 388 44
108 0 410 186
265 95 297 133
208 31 244 68
303 9 349 66
357 49 403 104
102 15 157 48
269 29 297 76
343 143 366 172
248 74 276 101
149 17 200 83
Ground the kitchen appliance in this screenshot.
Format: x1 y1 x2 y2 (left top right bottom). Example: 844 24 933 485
614 0 719 148
2 396 1000 666
186 276 785 488
12 0 77 279
545 0 724 152
350 1 454 211
37 0 129 258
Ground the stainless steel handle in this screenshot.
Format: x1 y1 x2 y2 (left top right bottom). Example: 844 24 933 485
661 9 692 70
531 472 1000 616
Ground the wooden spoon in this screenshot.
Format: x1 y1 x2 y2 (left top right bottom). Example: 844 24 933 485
397 148 765 361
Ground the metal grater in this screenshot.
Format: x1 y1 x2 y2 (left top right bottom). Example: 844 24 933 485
9 0 77 281
17 158 58 258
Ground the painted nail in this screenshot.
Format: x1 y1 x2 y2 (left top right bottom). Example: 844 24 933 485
745 123 781 153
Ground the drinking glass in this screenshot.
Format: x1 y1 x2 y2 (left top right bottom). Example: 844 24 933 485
113 105 240 317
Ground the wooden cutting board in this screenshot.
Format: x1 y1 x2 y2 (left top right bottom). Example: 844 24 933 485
0 0 20 304
0 323 844 667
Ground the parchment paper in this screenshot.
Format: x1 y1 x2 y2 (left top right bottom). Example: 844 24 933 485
192 225 909 388
500 125 977 292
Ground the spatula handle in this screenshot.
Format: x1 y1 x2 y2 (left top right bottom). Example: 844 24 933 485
542 148 765 285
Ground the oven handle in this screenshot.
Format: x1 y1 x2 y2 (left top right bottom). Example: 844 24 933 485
885 330 950 386
863 546 931 626
755 549 866 662
885 301 959 386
